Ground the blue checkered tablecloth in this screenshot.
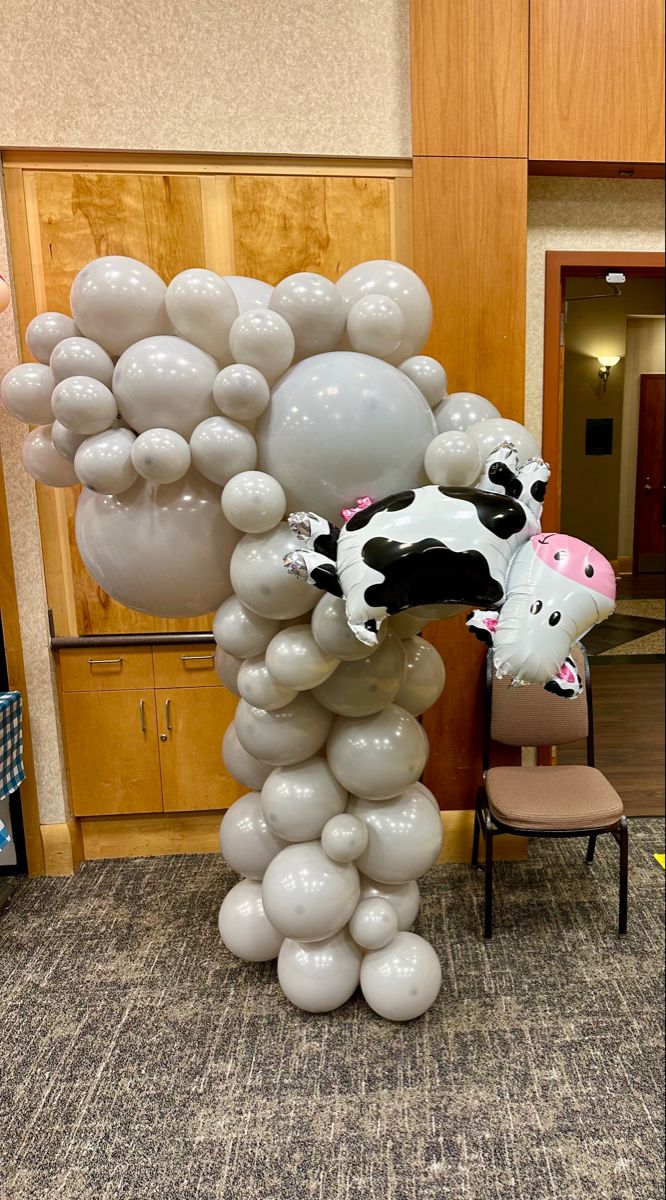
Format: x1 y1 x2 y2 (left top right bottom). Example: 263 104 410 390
1 690 25 808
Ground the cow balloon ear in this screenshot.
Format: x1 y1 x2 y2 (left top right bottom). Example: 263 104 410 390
543 655 583 699
466 609 499 647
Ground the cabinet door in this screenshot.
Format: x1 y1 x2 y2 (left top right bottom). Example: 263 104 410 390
62 690 162 816
156 687 244 811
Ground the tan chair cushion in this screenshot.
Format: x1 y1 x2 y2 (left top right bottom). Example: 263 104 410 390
485 765 624 831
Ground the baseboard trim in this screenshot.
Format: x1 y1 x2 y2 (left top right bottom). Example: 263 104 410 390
612 556 634 575
41 819 84 876
438 809 526 863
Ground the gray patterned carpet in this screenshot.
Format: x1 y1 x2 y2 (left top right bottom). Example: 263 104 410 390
1 823 664 1200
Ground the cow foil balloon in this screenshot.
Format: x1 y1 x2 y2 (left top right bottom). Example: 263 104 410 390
285 442 616 696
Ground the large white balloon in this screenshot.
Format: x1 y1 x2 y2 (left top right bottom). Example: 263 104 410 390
277 928 362 1012
230 523 319 620
219 792 286 880
229 309 295 385
1 363 55 424
360 932 442 1021
337 261 432 365
221 471 286 534
269 272 347 359
262 841 360 941
327 705 429 800
50 337 114 388
26 312 78 365
213 595 281 659
189 416 257 486
348 785 442 884
394 636 446 715
74 428 138 494
237 656 297 711
346 294 405 358
234 694 332 767
467 417 540 465
321 813 369 863
213 364 271 422
223 275 272 314
221 722 272 790
214 646 242 695
76 469 238 615
130 428 192 484
70 255 168 356
113 336 218 437
399 356 447 409
434 391 499 434
21 425 79 487
218 878 283 962
261 756 347 842
349 897 398 950
424 430 482 487
265 625 339 692
358 874 420 931
311 592 387 661
165 268 238 362
257 352 436 523
51 376 118 435
313 632 404 717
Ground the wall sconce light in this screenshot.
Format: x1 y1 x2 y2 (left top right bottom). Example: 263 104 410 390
597 355 621 390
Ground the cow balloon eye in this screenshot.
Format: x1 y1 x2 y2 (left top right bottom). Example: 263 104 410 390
530 600 543 614
549 611 561 626
585 564 594 577
554 550 568 561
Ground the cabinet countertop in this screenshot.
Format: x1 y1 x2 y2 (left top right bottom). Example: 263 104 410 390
52 633 216 649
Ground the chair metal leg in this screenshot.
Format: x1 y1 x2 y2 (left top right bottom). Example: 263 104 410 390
586 833 597 865
483 817 494 939
618 817 629 936
471 795 481 868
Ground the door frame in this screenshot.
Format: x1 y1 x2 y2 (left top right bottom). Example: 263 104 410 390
541 250 665 534
633 372 666 574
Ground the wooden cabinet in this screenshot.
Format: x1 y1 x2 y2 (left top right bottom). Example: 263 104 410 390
58 644 243 818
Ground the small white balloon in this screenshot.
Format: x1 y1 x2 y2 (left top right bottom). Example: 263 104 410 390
389 604 464 639
265 624 339 692
189 416 257 487
348 785 442 884
394 636 446 715
347 294 405 358
218 878 283 962
221 722 272 790
327 705 429 801
229 308 295 384
358 874 420 931
350 897 398 951
213 364 271 422
221 471 286 533
130 428 191 484
235 694 333 767
219 792 286 880
311 592 387 661
213 595 282 659
51 376 118 435
21 425 79 487
1 363 55 424
269 272 347 359
467 417 540 465
70 255 168 357
113 335 219 438
237 656 297 711
313 632 405 717
277 928 362 1012
434 391 499 434
223 275 272 314
165 268 238 362
50 337 114 388
230 523 319 620
337 261 432 365
261 756 347 842
399 356 447 409
74 427 137 494
424 430 483 487
26 311 79 364
321 814 368 864
262 841 360 941
51 420 89 462
214 646 242 695
360 932 442 1021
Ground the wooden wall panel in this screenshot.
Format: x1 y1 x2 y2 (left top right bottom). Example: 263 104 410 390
530 0 666 163
411 0 529 157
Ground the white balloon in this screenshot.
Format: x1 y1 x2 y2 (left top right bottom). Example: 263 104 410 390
269 272 347 359
257 352 436 524
165 268 238 362
219 792 286 880
51 420 89 463
327 705 429 800
399 356 447 409
321 814 368 864
230 523 319 620
214 646 242 695
434 391 499 434
189 416 257 486
221 470 286 533
229 308 295 385
222 722 272 790
235 694 332 767
218 878 283 962
26 311 79 365
424 430 482 486
237 656 297 711
213 596 281 658
261 756 347 842
350 897 398 950
348 785 442 884
74 427 137 494
394 636 445 715
51 376 118 435
213 364 271 421
130 428 192 484
265 625 339 692
358 874 420 931
360 932 442 1021
1 363 55 424
75 469 238 615
262 841 360 941
277 928 362 1012
70 255 168 357
337 261 432 365
313 632 404 717
346 294 405 358
223 275 272 314
21 425 79 487
467 417 540 465
311 593 387 661
50 337 114 388
113 336 218 438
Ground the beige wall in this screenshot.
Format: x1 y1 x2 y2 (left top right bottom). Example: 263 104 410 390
618 317 666 559
0 0 411 157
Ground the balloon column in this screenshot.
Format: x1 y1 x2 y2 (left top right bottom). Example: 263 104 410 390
1 256 614 1021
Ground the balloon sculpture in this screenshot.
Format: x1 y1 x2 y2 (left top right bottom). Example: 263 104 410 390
1 257 616 1021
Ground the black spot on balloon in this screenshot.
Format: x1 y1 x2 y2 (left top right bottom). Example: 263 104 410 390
438 487 528 540
313 524 340 560
531 479 547 503
488 461 522 498
549 611 561 626
345 491 416 532
585 563 594 577
361 537 505 613
467 620 494 648
310 563 343 598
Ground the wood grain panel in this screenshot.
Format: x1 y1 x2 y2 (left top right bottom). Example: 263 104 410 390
152 646 220 689
61 689 163 816
156 687 243 811
530 0 666 163
80 810 227 859
58 645 155 692
411 0 528 157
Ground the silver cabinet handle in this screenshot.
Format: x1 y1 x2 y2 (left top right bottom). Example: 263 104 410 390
139 699 146 733
165 698 173 731
180 654 215 662
88 657 123 665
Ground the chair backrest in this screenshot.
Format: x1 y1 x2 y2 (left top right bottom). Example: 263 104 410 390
487 643 592 755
